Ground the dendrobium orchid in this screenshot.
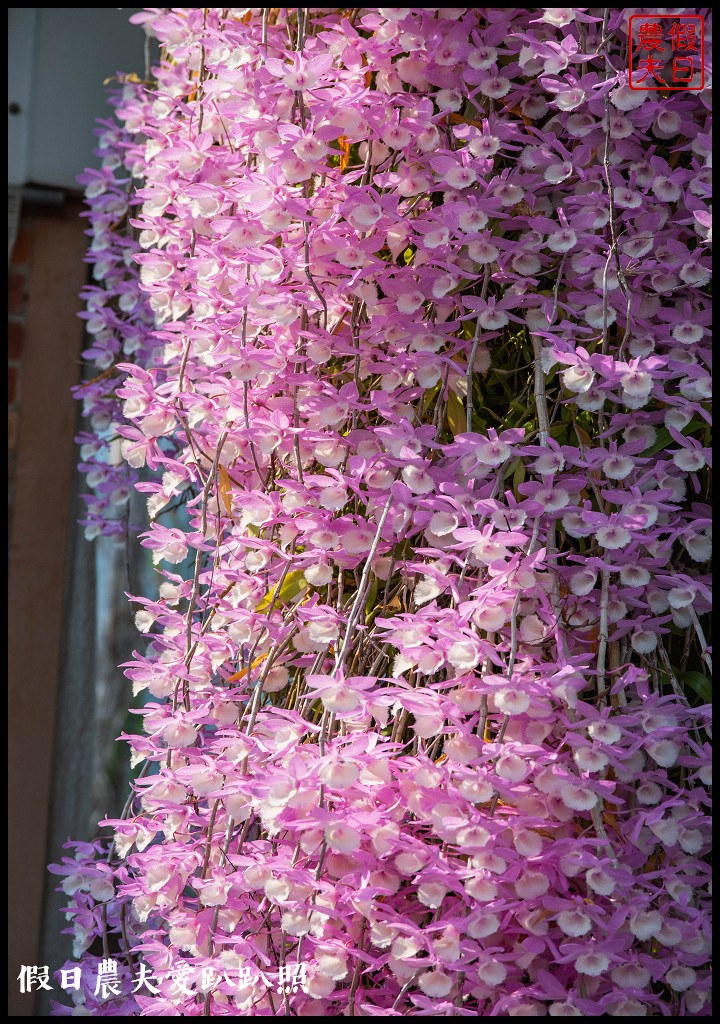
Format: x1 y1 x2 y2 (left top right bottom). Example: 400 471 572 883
53 6 710 1017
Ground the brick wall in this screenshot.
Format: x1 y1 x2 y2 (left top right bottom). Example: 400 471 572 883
8 196 147 1015
8 197 90 1017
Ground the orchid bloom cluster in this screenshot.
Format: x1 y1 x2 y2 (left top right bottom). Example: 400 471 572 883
75 84 157 540
51 7 711 1016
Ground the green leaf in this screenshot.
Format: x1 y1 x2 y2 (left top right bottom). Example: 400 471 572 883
255 570 308 614
512 460 526 497
421 381 441 417
574 422 593 450
365 577 379 622
218 466 234 519
646 418 703 456
645 426 673 457
446 391 467 436
682 671 712 703
502 459 517 482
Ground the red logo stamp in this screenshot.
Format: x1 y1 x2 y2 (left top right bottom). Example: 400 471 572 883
628 14 705 91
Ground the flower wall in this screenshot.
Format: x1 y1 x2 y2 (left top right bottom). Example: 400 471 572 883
53 7 711 1016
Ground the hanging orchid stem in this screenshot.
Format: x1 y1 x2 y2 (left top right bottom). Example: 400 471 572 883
178 432 228 696
347 920 368 1015
687 605 712 676
466 268 490 433
200 799 221 879
657 642 688 705
597 569 610 703
550 252 567 326
591 800 619 868
334 486 397 676
600 10 630 313
531 335 550 443
466 319 483 435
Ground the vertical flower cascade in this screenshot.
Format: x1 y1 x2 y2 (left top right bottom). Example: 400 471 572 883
52 8 711 1017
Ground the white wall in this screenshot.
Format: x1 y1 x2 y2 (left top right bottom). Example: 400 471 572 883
8 8 147 190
